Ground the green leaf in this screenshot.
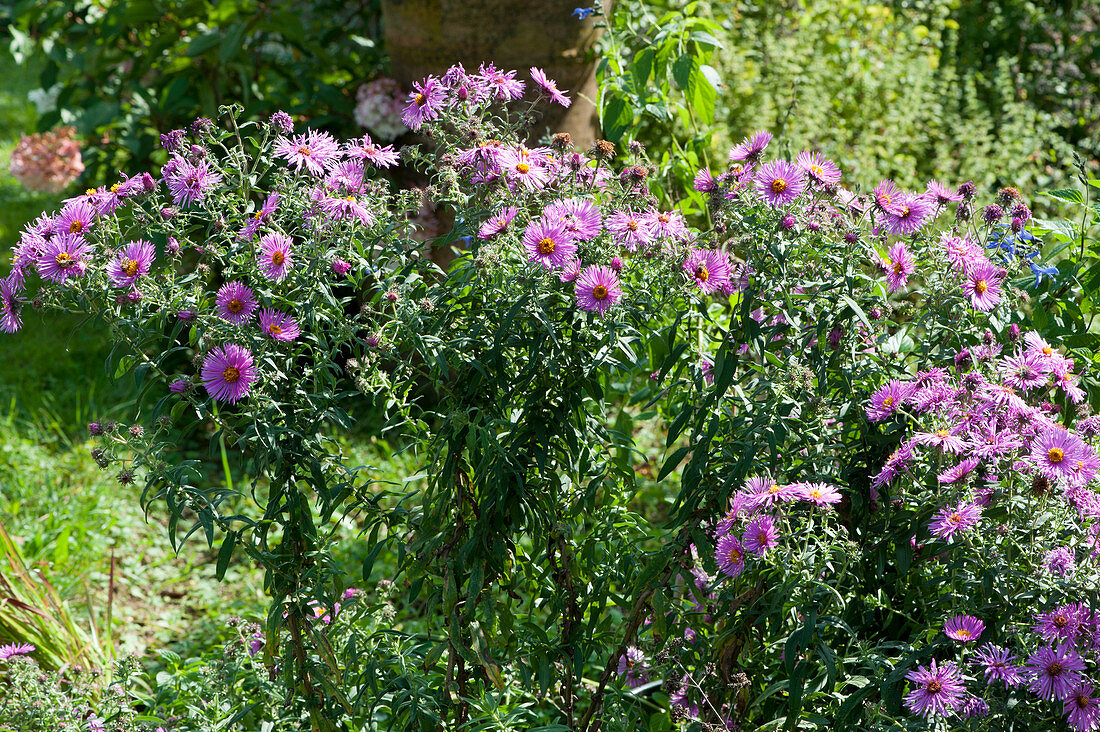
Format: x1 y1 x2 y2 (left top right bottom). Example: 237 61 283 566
601 93 634 144
215 532 236 581
658 445 691 481
185 32 222 58
1041 188 1084 205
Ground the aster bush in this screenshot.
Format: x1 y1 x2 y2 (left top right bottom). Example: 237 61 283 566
6 41 1100 732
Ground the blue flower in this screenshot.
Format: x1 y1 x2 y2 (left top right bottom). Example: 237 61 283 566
1025 251 1058 289
572 7 594 19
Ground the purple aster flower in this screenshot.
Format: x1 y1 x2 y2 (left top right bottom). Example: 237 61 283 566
522 218 576 269
963 258 1004 311
925 179 962 205
107 239 155 289
0 642 35 660
929 501 981 541
258 308 301 342
1033 427 1084 481
1034 604 1086 644
1066 682 1100 732
884 192 934 237
912 428 967 454
982 204 1004 225
883 242 916 292
344 134 400 168
872 443 915 488
55 199 97 236
795 151 841 185
544 198 601 241
754 160 807 207
1044 546 1075 576
478 63 525 101
747 478 800 508
164 156 222 207
160 128 185 152
215 281 258 324
742 515 778 554
1026 643 1087 701
866 380 911 421
728 130 772 163
617 646 648 688
530 66 571 107
683 248 731 295
941 233 984 272
1 278 23 334
169 378 189 394
974 644 1022 686
715 534 745 578
478 206 518 239
559 257 582 283
607 210 653 251
201 343 257 404
257 233 293 281
960 695 990 719
319 193 375 225
274 129 341 176
999 351 1050 390
37 233 88 283
325 160 367 194
944 615 985 643
238 194 281 240
903 659 965 718
693 167 716 192
937 456 981 485
331 259 353 278
574 265 621 316
401 76 446 130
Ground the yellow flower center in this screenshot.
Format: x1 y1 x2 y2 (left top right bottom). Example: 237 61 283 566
269 325 282 336
55 251 74 267
110 183 121 193
1048 447 1065 463
122 259 139 277
1042 346 1053 355
253 211 262 220
696 266 709 283
627 220 638 231
537 237 555 255
770 178 788 194
882 396 894 407
809 489 823 500
927 680 942 693
955 629 971 639
768 483 781 494
975 279 988 294
658 213 670 224
892 261 904 274
881 194 892 205
728 547 742 563
271 251 286 266
414 93 425 105
934 429 949 437
948 513 962 525
515 162 530 174
228 298 244 314
593 284 609 300
900 205 910 217
810 164 823 175
222 366 241 383
297 146 312 157
69 220 84 233
85 188 97 196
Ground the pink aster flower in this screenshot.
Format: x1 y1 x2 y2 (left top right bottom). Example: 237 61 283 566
344 134 400 168
499 146 551 190
401 76 447 130
911 428 967 454
0 642 35 660
715 534 745 578
944 615 985 643
478 206 518 239
606 210 654 251
617 646 648 688
728 130 772 163
258 308 301 342
319 193 375 225
904 660 965 718
941 233 984 271
1026 643 1086 701
529 67 571 107
742 515 778 554
1034 603 1087 644
215 281 258 324
794 482 842 506
274 129 341 176
258 233 293 281
754 160 807 207
884 192 934 237
973 644 1022 687
646 210 690 241
925 179 962 206
683 248 731 295
795 151 841 185
938 456 980 485
544 198 601 241
55 199 97 236
929 501 981 541
873 179 904 213
36 233 88 283
882 242 916 292
963 258 1004 311
201 343 257 404
478 63 525 101
522 218 576 269
574 265 621 316
107 239 155 289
